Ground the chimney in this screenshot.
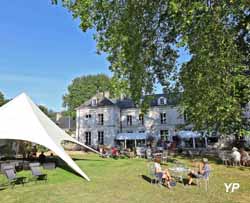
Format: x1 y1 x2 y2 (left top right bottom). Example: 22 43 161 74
103 91 110 98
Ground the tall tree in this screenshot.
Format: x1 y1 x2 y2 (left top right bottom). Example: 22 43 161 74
173 0 250 134
63 74 112 116
54 0 178 103
54 0 250 134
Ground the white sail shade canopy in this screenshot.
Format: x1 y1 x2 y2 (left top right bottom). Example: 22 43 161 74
0 93 100 181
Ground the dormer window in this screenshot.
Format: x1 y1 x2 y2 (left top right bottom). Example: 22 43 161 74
158 97 167 105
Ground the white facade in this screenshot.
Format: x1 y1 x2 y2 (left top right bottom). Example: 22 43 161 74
76 94 185 147
76 106 120 146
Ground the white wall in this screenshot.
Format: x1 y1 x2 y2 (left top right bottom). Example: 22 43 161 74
77 103 185 146
77 106 120 147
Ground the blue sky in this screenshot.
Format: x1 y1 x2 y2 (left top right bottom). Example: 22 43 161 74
0 0 190 111
0 0 110 111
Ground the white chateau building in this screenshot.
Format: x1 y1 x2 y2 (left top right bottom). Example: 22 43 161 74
76 92 185 148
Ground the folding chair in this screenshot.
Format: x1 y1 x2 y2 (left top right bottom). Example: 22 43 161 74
218 152 230 166
3 165 27 189
147 163 163 187
161 151 168 163
196 169 211 192
29 163 47 183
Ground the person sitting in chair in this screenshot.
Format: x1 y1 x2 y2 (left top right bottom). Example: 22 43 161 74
187 158 210 186
154 157 172 188
231 147 241 165
240 148 249 166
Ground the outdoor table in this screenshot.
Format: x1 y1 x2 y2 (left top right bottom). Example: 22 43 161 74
153 153 162 158
169 166 190 185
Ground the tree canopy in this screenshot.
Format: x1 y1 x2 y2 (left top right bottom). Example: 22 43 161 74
38 105 56 120
54 0 250 134
63 74 112 116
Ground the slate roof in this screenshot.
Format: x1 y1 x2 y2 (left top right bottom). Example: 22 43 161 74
77 93 181 109
77 97 115 109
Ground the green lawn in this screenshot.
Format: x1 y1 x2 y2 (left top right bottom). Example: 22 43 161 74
0 153 250 203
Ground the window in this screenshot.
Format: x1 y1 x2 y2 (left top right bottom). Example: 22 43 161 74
160 113 167 124
98 131 104 145
158 97 166 105
139 130 145 133
160 98 165 105
127 131 133 133
85 132 91 145
127 115 132 126
92 99 97 106
139 114 144 125
85 114 91 119
160 130 169 141
98 114 104 125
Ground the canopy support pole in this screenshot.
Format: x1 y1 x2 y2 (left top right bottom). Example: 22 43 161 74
205 137 208 148
192 137 196 149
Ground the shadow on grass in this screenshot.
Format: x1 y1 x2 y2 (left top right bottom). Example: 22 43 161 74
141 175 153 184
72 158 104 162
57 162 82 178
0 185 7 191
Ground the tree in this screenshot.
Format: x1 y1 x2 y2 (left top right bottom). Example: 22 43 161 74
174 0 250 134
63 74 112 116
0 91 5 107
38 105 56 120
54 0 178 103
54 0 250 134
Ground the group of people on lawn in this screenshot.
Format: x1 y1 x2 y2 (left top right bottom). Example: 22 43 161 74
154 157 211 189
231 147 250 166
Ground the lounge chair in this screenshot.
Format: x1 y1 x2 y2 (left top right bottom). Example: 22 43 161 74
161 151 168 163
29 163 47 183
3 165 27 189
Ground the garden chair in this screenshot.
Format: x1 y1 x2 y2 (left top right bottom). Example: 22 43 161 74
161 151 168 163
147 162 163 187
3 165 27 189
196 169 211 192
218 152 230 166
29 163 47 183
187 150 194 159
136 148 145 158
146 148 152 161
196 176 210 192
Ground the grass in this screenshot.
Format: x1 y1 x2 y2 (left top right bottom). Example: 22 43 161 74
0 153 250 203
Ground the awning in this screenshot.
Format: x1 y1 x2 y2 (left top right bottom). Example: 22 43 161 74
177 131 201 139
116 133 147 140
